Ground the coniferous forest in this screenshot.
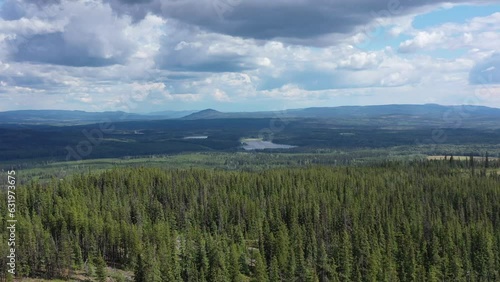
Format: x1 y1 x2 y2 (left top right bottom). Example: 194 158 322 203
1 161 499 281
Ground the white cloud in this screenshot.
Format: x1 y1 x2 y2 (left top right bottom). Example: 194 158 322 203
0 0 142 66
213 89 231 102
0 17 63 35
398 31 445 53
338 51 382 70
1 0 500 111
399 12 500 53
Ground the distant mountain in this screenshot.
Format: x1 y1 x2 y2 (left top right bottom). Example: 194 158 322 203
182 109 226 119
146 110 197 119
0 110 185 125
286 104 500 118
182 109 284 120
2 104 500 125
182 104 500 120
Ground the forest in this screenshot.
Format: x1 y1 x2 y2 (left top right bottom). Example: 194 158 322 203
2 109 500 162
1 159 499 281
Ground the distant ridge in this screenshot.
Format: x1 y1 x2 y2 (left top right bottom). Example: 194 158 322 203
180 104 500 120
147 110 197 119
182 109 225 119
0 109 189 125
2 104 500 124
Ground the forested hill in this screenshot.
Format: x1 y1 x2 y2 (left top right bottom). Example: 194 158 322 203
1 161 499 281
3 104 500 125
0 110 192 125
183 104 500 121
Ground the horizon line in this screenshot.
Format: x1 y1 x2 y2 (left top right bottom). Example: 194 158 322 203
1 103 499 114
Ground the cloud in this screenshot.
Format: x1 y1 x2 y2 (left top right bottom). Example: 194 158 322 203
1 0 500 111
100 0 499 45
0 17 62 35
261 84 324 100
213 88 231 102
398 12 500 53
2 0 136 67
398 31 445 53
155 23 259 72
338 51 382 70
469 52 500 84
12 33 124 67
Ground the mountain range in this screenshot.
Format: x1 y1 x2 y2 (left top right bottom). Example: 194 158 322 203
1 104 500 125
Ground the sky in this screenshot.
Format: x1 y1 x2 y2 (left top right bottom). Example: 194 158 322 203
0 0 499 113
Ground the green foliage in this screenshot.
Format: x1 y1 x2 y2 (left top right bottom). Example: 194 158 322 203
252 250 268 282
95 255 107 282
134 254 146 282
1 161 499 281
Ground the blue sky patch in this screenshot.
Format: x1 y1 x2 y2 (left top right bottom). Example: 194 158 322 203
413 4 500 29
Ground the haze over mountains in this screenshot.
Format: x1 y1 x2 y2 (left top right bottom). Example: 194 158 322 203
182 104 500 120
2 104 500 126
0 109 196 125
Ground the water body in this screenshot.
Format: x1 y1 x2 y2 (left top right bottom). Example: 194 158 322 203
183 136 208 139
242 140 296 150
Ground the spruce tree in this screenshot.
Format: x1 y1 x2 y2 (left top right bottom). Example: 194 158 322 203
95 255 107 282
253 251 268 282
134 254 146 282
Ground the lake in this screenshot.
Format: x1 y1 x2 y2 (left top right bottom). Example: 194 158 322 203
242 140 296 150
183 136 208 139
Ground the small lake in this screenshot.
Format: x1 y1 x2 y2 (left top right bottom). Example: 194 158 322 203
183 136 208 140
242 140 296 150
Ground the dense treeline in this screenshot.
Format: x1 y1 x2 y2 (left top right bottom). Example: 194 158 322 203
1 161 499 281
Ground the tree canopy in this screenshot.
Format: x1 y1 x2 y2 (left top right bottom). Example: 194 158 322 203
0 160 499 281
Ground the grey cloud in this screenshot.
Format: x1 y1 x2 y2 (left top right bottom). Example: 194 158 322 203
0 0 61 20
4 0 498 45
154 20 258 72
11 33 122 67
0 74 48 89
1 0 136 67
158 50 255 72
469 53 500 85
104 0 498 43
166 74 201 81
213 4 364 40
119 0 153 4
106 0 161 23
0 0 27 20
162 60 253 73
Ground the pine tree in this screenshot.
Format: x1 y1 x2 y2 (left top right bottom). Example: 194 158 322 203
209 241 229 282
229 244 241 282
95 255 107 282
469 153 475 175
253 251 268 282
148 257 162 282
134 254 146 282
198 238 210 282
338 230 353 281
269 256 280 282
58 226 73 279
317 241 331 282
